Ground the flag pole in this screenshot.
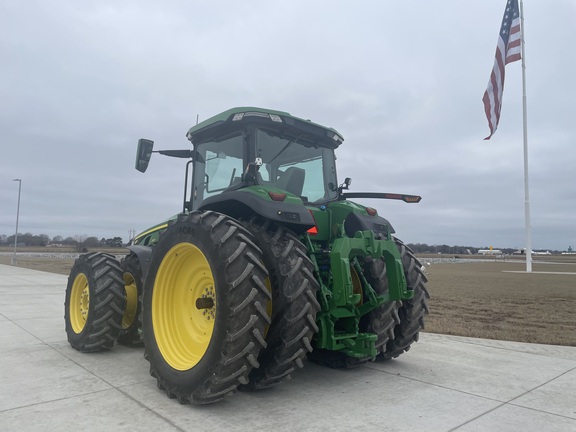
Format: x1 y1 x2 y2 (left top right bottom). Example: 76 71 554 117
519 0 532 272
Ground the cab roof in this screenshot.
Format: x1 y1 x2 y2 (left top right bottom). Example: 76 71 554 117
186 107 344 149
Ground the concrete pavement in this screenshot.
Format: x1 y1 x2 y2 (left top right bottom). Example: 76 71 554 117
1 263 575 432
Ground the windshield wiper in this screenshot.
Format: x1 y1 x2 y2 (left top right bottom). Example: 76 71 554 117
267 134 303 165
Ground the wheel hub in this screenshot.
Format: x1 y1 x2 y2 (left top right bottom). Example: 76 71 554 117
196 286 216 321
80 287 89 319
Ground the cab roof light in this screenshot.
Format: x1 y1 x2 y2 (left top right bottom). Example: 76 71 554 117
366 207 378 216
232 111 283 123
328 131 344 143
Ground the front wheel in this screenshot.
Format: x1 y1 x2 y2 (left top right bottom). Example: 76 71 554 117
142 211 271 404
64 252 125 352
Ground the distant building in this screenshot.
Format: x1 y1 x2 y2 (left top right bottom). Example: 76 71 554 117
478 249 502 255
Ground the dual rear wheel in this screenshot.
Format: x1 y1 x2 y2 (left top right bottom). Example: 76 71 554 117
141 212 321 402
142 211 272 404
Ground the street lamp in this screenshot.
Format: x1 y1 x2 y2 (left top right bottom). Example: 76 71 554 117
11 179 21 266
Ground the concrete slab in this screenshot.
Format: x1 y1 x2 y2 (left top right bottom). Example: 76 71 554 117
1 264 575 432
503 270 576 275
0 319 43 349
0 344 112 411
456 404 576 432
0 389 181 432
366 334 576 402
512 368 576 419
50 342 155 388
13 316 66 344
118 364 502 432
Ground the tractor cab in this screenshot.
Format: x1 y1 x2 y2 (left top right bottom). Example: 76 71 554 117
186 107 343 209
136 107 348 233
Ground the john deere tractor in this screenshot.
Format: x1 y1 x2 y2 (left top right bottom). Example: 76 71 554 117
64 107 429 404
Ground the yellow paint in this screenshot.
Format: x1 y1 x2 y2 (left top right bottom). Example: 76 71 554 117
70 273 89 333
152 242 216 371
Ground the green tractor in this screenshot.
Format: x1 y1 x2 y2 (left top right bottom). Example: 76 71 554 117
64 107 429 404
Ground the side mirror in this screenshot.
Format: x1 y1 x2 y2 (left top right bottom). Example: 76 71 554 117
136 139 154 172
337 177 352 195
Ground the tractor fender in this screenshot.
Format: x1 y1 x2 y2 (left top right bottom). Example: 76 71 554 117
198 190 315 234
344 211 395 239
127 245 153 280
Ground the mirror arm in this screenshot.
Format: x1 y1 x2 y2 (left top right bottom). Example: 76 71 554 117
157 150 194 159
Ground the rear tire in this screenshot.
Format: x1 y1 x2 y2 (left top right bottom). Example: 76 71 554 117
239 216 320 390
359 256 401 355
64 252 125 352
143 211 271 404
381 238 430 359
117 253 144 347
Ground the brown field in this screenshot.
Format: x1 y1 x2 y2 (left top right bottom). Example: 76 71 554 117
423 256 576 346
0 255 78 275
2 249 575 346
0 246 128 275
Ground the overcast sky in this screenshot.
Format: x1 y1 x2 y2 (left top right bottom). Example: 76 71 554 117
1 1 575 251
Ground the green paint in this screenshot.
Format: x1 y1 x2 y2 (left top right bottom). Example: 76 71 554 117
304 204 412 359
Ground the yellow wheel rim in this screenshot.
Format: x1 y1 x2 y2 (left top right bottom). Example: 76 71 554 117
351 266 363 306
122 272 138 329
152 243 216 371
70 273 90 333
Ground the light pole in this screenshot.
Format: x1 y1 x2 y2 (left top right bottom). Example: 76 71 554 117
11 179 22 266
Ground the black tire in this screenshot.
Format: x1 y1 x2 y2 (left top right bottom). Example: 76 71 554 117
64 252 125 352
117 253 144 347
381 238 430 359
142 211 271 404
239 216 320 390
359 256 401 355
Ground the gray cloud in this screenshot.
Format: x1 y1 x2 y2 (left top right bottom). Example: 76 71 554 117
1 1 575 251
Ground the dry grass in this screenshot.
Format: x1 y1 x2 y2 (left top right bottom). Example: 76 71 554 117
0 247 128 275
423 259 576 346
2 250 575 346
0 256 77 275
0 246 128 254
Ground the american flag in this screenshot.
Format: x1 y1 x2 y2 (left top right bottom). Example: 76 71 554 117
483 0 522 140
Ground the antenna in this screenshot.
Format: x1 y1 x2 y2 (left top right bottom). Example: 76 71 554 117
196 114 199 125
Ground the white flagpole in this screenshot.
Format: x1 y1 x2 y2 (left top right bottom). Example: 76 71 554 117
520 0 532 272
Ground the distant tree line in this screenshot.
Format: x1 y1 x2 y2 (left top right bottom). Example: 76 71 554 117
407 243 483 255
0 234 562 254
406 243 562 255
0 233 124 252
